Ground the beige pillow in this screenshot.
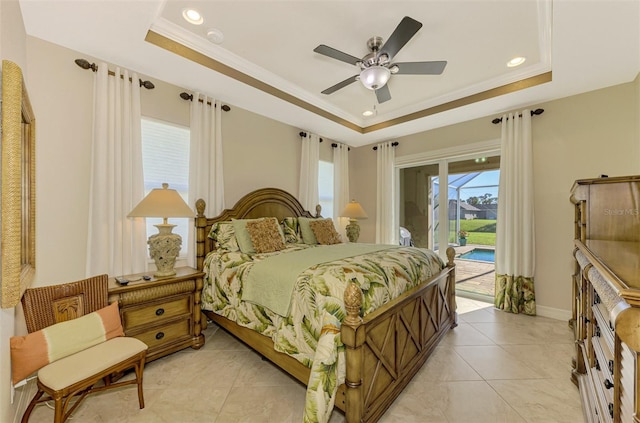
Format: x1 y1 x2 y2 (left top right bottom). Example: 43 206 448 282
10 302 124 385
310 219 342 245
246 218 286 253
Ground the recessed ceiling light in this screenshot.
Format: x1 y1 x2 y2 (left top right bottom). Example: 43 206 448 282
362 110 374 117
182 8 203 25
507 56 526 67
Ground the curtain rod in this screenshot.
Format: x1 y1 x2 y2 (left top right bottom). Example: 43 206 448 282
491 108 544 124
299 132 323 143
372 141 399 151
74 59 155 89
179 92 231 111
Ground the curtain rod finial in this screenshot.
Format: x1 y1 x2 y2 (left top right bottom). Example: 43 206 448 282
139 79 155 89
180 92 194 101
75 58 97 72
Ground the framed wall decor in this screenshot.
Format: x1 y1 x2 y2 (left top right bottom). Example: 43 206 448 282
2 60 36 308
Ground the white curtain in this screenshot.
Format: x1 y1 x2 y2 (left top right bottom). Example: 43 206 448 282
333 142 350 236
376 142 397 244
299 132 320 212
86 64 147 277
188 94 225 266
495 110 536 315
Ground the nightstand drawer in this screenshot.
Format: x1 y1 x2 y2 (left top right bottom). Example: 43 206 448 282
108 267 205 362
133 319 191 349
122 294 192 330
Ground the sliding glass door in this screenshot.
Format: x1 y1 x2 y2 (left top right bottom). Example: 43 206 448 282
399 152 500 299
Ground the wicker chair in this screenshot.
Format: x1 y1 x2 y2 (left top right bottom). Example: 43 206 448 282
19 275 147 423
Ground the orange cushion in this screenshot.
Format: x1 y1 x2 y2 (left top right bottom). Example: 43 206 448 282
10 302 123 385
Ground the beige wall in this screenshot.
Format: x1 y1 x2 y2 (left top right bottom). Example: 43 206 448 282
0 0 28 420
352 76 640 315
24 37 328 285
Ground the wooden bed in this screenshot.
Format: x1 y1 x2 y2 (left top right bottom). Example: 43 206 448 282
194 187 457 423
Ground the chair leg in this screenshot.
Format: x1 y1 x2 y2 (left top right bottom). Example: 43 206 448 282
135 357 146 409
21 388 45 423
53 394 64 423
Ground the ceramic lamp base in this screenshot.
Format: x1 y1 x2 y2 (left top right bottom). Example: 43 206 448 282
148 224 181 277
345 219 360 243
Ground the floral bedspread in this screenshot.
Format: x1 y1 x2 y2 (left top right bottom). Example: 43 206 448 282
201 243 444 423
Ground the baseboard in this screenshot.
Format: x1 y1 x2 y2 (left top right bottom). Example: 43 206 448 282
535 304 572 321
456 291 572 322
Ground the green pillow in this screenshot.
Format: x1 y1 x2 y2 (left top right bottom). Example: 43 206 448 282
298 217 328 245
232 218 285 254
232 218 258 254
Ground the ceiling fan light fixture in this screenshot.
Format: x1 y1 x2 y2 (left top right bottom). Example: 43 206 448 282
182 8 203 25
360 66 391 90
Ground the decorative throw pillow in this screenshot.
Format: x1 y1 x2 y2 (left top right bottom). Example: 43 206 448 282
246 218 286 253
208 221 240 252
282 217 301 243
310 218 342 245
298 217 323 244
232 218 261 253
10 301 124 385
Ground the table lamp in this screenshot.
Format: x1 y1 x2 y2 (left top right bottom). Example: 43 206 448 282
128 183 194 277
340 200 368 243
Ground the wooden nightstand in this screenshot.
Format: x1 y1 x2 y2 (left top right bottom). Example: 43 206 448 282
108 267 205 362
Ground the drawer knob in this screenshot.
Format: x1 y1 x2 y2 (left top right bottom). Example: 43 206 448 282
155 332 165 340
604 379 614 389
155 308 165 316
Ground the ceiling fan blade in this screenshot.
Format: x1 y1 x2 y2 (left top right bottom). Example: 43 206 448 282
375 84 392 103
321 75 359 95
378 16 422 61
393 61 447 75
314 45 361 66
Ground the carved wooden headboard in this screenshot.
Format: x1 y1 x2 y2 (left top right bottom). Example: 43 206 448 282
194 188 321 270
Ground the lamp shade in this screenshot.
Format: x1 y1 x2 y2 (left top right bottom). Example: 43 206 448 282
340 200 368 219
128 183 194 218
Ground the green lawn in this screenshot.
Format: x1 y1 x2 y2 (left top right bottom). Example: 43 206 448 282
453 219 496 246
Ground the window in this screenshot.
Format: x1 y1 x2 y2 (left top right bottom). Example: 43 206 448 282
141 118 190 257
318 160 334 219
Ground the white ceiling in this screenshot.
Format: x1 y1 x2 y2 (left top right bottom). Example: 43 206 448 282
19 0 640 147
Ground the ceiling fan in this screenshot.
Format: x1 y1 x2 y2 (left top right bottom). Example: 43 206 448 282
313 16 447 104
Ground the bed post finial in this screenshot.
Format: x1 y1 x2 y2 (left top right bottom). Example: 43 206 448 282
196 198 206 217
315 204 322 218
446 246 456 267
344 280 363 327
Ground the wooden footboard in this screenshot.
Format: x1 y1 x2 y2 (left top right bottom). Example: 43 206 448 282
339 247 456 422
202 248 456 423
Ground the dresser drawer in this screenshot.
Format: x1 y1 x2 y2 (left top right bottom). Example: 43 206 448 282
132 319 191 349
122 294 192 330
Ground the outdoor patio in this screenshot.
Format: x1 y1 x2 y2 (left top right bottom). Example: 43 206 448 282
450 244 495 299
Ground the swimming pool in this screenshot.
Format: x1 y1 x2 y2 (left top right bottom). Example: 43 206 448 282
459 248 495 263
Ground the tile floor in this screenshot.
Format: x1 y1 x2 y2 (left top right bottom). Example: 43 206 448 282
25 297 584 423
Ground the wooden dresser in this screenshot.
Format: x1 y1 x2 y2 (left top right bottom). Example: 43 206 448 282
108 267 205 362
570 175 640 423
